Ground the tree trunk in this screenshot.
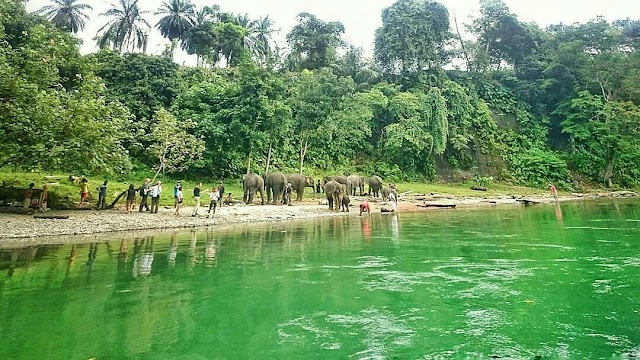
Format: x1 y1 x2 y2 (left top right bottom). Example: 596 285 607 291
265 140 273 175
299 139 308 175
246 149 252 175
453 14 471 71
604 153 614 188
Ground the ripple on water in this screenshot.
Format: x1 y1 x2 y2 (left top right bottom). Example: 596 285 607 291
360 271 435 292
455 309 506 337
277 308 419 359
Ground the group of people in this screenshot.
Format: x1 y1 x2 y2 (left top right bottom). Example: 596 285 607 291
183 181 227 218
81 177 230 216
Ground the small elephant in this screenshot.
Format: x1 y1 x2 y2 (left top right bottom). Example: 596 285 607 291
341 194 350 212
323 180 345 211
286 174 314 202
242 173 265 205
265 172 286 204
369 175 383 197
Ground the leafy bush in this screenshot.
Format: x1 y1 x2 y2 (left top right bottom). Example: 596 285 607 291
508 148 571 189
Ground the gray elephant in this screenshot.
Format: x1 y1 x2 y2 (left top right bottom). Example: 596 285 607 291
286 174 314 202
368 175 384 197
323 180 346 211
265 172 286 204
341 194 351 212
347 175 365 196
381 186 398 201
242 173 265 205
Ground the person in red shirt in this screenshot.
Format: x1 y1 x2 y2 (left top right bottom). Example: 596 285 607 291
359 199 371 217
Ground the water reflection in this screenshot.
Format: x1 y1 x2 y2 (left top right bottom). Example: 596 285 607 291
0 200 639 359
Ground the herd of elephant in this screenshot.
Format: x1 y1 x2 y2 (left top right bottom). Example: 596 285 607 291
241 173 398 212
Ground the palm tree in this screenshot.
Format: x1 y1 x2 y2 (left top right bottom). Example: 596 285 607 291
96 0 151 53
38 0 92 34
234 14 277 63
155 0 195 44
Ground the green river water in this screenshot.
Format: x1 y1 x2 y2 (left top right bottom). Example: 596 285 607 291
0 200 639 359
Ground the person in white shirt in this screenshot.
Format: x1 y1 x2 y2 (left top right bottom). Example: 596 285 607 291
388 191 398 212
150 181 162 214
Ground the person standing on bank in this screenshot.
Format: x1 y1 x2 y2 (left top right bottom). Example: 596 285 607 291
217 181 225 207
174 181 181 208
549 183 558 202
126 184 136 214
97 181 108 210
316 180 321 196
79 178 89 206
208 186 219 218
192 182 202 217
388 190 398 213
139 178 151 212
23 183 35 209
150 181 162 214
175 186 184 216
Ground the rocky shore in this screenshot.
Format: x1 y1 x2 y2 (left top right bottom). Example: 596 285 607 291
0 191 635 241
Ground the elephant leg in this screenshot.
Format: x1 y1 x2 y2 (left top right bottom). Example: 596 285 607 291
297 190 303 202
267 187 273 204
328 198 333 210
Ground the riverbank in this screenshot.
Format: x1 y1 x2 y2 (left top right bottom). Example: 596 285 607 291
0 190 636 241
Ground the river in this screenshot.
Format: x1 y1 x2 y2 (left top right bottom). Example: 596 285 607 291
0 200 639 359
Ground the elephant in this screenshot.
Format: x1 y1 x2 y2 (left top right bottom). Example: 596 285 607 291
242 173 265 205
341 194 351 212
368 175 384 197
286 174 315 202
381 186 398 201
347 175 365 196
323 180 346 211
265 172 286 204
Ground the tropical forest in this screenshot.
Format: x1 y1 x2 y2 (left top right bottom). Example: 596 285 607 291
2 0 640 191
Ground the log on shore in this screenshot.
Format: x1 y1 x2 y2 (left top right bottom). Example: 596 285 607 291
417 203 457 209
516 199 542 205
34 214 69 220
0 207 35 215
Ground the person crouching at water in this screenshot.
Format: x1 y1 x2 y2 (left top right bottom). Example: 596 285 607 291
208 186 220 218
126 184 136 214
359 199 371 217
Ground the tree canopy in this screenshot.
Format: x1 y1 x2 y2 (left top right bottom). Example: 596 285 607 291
3 0 640 189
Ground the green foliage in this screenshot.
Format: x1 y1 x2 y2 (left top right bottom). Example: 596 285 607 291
374 0 451 75
286 13 345 71
507 148 570 189
0 3 133 176
558 91 640 187
148 109 204 179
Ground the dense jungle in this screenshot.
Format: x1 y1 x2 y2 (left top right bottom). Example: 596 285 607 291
2 0 640 190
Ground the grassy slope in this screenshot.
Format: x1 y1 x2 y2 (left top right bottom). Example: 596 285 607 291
1 171 558 209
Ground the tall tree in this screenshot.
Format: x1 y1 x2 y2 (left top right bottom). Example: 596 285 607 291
374 0 451 75
37 0 92 34
96 0 151 53
286 12 345 71
155 0 195 46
